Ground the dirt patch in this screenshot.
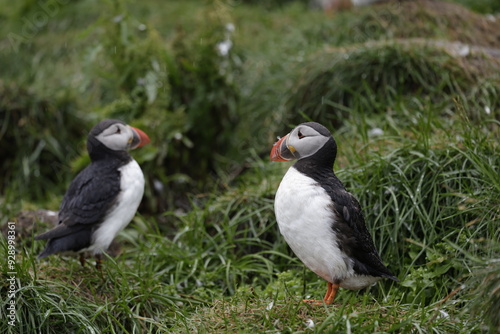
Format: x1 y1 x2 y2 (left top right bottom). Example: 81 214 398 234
1 210 58 240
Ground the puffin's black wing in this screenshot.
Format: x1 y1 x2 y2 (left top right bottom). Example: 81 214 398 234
35 161 121 241
324 176 399 281
59 161 121 226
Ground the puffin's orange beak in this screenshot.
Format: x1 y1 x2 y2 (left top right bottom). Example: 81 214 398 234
270 134 295 161
130 126 151 149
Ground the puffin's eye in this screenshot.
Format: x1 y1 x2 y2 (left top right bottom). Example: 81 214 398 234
298 130 305 139
116 127 121 134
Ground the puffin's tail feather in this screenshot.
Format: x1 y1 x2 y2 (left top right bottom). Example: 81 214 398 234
36 229 93 259
37 245 56 259
35 223 74 240
382 273 400 282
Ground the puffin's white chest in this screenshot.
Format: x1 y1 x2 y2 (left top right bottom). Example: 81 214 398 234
89 160 144 254
274 167 353 284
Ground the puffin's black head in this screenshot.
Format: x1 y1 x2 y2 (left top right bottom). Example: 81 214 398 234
87 119 150 161
270 122 337 167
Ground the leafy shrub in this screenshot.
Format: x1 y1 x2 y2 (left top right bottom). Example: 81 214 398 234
0 81 85 202
78 0 169 119
79 1 244 211
165 11 241 182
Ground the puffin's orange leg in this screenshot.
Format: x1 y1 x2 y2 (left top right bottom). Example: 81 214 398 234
323 281 333 302
323 281 340 304
302 281 340 305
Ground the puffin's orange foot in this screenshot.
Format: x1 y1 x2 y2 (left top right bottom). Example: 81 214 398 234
302 299 324 305
302 282 340 305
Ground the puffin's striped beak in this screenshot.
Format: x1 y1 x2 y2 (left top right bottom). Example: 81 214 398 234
270 134 296 161
130 126 151 149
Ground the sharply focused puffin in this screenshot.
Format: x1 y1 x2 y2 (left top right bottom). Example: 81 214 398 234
35 119 150 268
270 122 398 304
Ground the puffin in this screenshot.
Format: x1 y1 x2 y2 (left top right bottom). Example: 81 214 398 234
35 119 150 269
270 122 398 304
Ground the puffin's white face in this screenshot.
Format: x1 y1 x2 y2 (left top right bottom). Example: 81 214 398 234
95 123 149 151
271 124 330 161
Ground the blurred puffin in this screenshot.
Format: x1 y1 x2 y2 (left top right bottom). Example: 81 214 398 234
35 119 150 269
270 122 398 304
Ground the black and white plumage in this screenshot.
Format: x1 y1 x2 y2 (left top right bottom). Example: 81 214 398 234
270 122 398 304
35 119 150 268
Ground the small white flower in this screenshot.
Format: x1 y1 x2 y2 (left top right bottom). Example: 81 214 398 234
174 208 186 217
384 185 397 195
225 23 235 33
153 179 164 192
113 15 124 23
457 45 470 57
216 39 232 56
305 319 315 328
368 128 384 137
266 301 274 310
438 310 449 319
485 106 491 114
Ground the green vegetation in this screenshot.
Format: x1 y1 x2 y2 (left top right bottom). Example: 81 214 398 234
1 0 499 333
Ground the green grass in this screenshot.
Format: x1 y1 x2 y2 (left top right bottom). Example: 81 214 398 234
1 0 500 333
2 115 498 332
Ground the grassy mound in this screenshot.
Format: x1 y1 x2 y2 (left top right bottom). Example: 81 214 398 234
311 0 500 48
286 40 500 128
